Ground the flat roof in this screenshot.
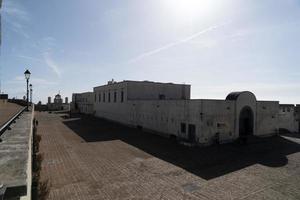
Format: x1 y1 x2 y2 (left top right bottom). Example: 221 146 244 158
256 100 280 103
279 104 295 107
94 80 191 89
73 92 93 95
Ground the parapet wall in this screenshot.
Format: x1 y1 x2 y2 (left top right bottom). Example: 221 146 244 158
0 106 34 199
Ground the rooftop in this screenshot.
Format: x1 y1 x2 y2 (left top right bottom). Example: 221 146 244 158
94 80 190 89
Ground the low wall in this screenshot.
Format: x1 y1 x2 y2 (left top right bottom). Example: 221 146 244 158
0 106 34 199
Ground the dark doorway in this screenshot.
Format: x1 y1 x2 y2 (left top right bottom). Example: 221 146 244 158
188 124 196 143
239 106 254 137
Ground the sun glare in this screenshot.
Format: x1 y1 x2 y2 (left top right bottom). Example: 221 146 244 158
163 0 219 21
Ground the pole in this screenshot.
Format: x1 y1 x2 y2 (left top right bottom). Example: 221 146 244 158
30 89 32 104
26 79 29 111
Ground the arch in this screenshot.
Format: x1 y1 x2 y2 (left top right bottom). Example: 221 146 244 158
226 91 256 101
239 106 254 137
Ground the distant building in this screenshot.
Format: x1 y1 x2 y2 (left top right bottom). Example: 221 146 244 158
54 94 63 104
35 101 47 111
0 94 8 103
65 97 68 104
47 93 70 111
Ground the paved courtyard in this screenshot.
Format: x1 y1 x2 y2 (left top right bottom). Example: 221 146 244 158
36 111 300 200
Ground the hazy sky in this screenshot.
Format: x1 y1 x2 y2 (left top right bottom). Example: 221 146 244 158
1 0 300 103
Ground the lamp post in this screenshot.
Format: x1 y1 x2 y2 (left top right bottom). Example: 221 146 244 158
29 84 33 105
24 70 31 111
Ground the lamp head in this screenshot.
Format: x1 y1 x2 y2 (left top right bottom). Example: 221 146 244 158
24 69 31 80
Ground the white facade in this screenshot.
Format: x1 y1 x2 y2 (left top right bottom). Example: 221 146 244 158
88 80 282 145
256 101 280 135
71 92 94 114
278 104 299 133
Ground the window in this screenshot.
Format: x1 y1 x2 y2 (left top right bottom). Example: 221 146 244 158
121 90 124 102
108 92 111 102
103 93 106 102
287 107 291 112
99 93 101 102
181 123 186 133
114 91 117 102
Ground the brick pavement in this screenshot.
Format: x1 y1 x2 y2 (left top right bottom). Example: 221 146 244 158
36 112 300 200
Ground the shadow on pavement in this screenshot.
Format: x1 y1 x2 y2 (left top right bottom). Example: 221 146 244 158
62 113 300 180
280 132 300 139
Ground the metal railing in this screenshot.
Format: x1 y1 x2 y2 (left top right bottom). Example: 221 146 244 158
0 106 27 136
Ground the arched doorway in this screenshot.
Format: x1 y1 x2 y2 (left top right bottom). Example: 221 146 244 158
239 106 254 137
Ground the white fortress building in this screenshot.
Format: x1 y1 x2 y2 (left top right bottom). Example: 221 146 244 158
72 80 299 145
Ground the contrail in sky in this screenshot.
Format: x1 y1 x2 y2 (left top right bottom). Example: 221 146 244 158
44 52 62 78
128 22 230 64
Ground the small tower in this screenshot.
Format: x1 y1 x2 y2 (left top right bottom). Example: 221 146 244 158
65 97 68 104
48 97 51 104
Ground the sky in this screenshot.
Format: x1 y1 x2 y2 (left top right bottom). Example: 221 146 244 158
0 0 300 104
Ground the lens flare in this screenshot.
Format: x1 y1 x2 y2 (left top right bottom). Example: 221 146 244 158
163 0 219 21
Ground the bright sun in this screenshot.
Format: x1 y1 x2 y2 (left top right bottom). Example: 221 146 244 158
163 0 218 21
